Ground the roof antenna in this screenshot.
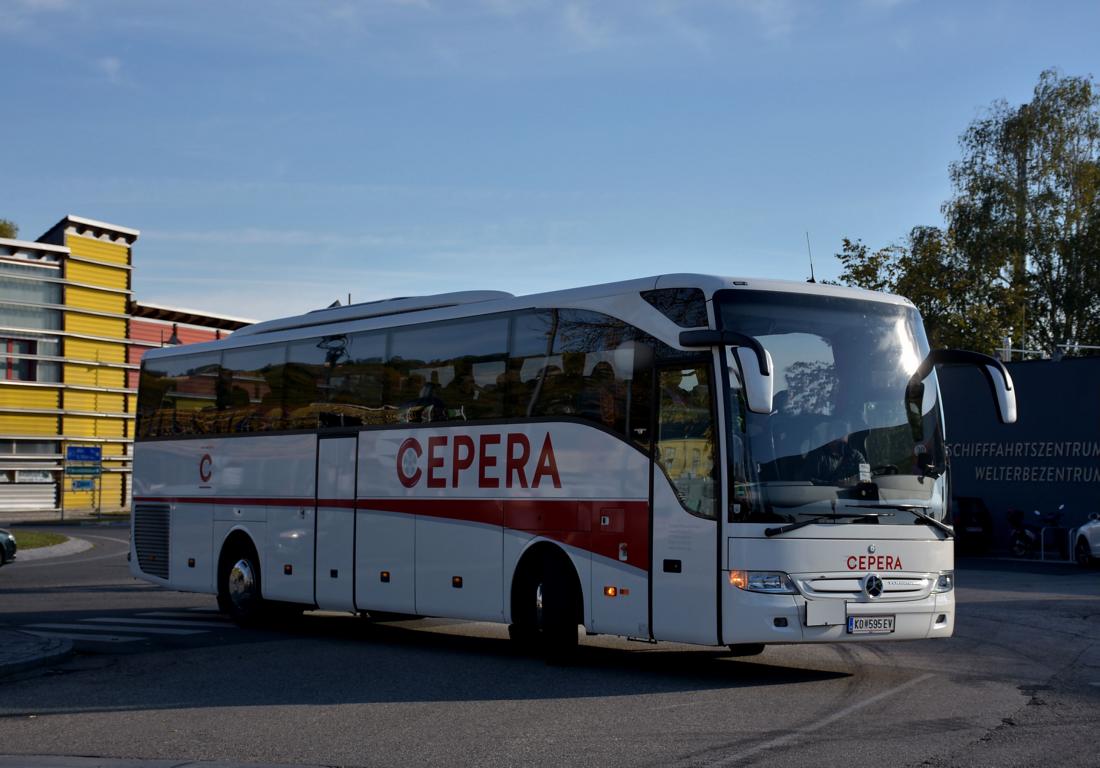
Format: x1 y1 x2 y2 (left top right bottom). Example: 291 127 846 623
805 231 816 283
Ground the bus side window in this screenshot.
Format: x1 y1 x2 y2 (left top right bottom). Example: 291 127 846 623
655 366 717 520
221 344 287 433
386 317 508 424
137 353 220 438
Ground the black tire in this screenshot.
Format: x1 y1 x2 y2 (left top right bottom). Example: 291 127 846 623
1009 534 1030 558
217 542 267 627
727 643 766 657
1075 537 1094 568
538 560 580 662
510 551 580 662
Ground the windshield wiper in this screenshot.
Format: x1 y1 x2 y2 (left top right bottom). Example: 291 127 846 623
845 503 954 539
765 510 891 537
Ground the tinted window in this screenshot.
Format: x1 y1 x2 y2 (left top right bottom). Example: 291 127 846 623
642 288 709 328
135 306 695 453
286 333 388 429
656 365 717 519
387 317 508 423
508 309 655 448
137 353 221 438
220 344 287 433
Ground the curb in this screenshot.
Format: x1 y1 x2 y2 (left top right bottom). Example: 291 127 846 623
16 536 95 563
0 629 74 680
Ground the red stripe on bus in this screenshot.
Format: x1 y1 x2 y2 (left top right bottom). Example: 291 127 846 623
358 498 650 568
132 495 650 568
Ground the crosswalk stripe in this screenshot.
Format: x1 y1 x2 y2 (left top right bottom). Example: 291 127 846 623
139 611 232 622
22 629 142 644
29 622 205 636
86 617 232 629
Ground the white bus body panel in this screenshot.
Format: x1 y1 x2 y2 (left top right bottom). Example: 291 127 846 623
356 423 650 633
355 509 417 613
134 434 317 601
168 502 214 592
650 477 717 645
416 517 504 621
315 436 357 611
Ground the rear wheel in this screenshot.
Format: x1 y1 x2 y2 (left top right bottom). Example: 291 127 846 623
218 544 267 626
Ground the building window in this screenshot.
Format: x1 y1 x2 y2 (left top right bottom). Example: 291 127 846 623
2 338 36 381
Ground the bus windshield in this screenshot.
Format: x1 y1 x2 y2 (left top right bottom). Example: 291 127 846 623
717 290 946 524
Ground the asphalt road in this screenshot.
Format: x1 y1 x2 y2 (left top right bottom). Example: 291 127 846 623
1 526 1097 768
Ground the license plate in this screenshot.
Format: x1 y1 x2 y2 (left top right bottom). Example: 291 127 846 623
847 615 895 634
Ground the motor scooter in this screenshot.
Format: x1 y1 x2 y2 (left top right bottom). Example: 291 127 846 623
1007 504 1065 558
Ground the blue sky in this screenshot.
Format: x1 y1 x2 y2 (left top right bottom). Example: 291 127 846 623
2 0 1098 321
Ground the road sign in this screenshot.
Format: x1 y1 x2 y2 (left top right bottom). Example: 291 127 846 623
66 446 103 462
71 479 95 491
65 466 102 476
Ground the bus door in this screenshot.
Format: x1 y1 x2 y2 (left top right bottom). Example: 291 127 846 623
314 434 358 611
649 363 720 645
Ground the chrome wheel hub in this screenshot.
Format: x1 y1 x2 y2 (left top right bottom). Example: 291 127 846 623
228 558 257 610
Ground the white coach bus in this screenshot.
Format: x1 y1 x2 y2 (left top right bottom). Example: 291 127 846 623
131 275 1015 656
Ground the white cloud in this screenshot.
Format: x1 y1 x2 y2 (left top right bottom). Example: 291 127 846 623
562 2 616 50
0 0 70 34
145 227 430 250
731 0 799 40
97 56 123 84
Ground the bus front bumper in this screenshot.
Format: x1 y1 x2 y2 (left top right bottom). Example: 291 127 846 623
722 576 955 645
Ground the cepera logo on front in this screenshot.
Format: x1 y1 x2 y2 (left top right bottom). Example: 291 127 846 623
847 554 904 570
396 431 562 490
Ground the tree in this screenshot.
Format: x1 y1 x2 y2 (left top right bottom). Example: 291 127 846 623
0 219 16 239
838 70 1100 356
949 69 1100 354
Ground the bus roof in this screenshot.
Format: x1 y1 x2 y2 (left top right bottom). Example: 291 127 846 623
143 273 913 360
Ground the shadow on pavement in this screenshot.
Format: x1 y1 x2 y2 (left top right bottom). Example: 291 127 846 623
0 609 852 716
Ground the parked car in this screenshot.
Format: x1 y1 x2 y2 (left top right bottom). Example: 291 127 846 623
1075 514 1100 567
0 528 16 567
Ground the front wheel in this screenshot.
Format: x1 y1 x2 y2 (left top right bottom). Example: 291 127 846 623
1075 537 1095 568
510 553 580 662
538 564 580 662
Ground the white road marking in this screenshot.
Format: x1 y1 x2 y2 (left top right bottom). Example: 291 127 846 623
694 672 936 767
84 617 232 629
28 622 205 635
21 630 141 644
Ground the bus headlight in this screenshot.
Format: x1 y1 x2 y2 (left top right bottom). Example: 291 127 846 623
729 570 797 594
932 571 954 593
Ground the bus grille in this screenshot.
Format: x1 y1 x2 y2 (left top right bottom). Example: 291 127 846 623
794 574 932 601
134 503 170 579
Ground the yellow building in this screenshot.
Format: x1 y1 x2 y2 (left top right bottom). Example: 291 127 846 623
0 215 251 519
0 216 137 516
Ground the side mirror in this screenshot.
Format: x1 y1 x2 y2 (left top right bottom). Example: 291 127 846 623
1089 512 1099 522
678 329 774 415
727 346 774 415
907 348 1017 426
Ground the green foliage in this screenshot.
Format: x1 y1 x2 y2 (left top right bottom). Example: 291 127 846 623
837 69 1100 356
0 218 17 239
